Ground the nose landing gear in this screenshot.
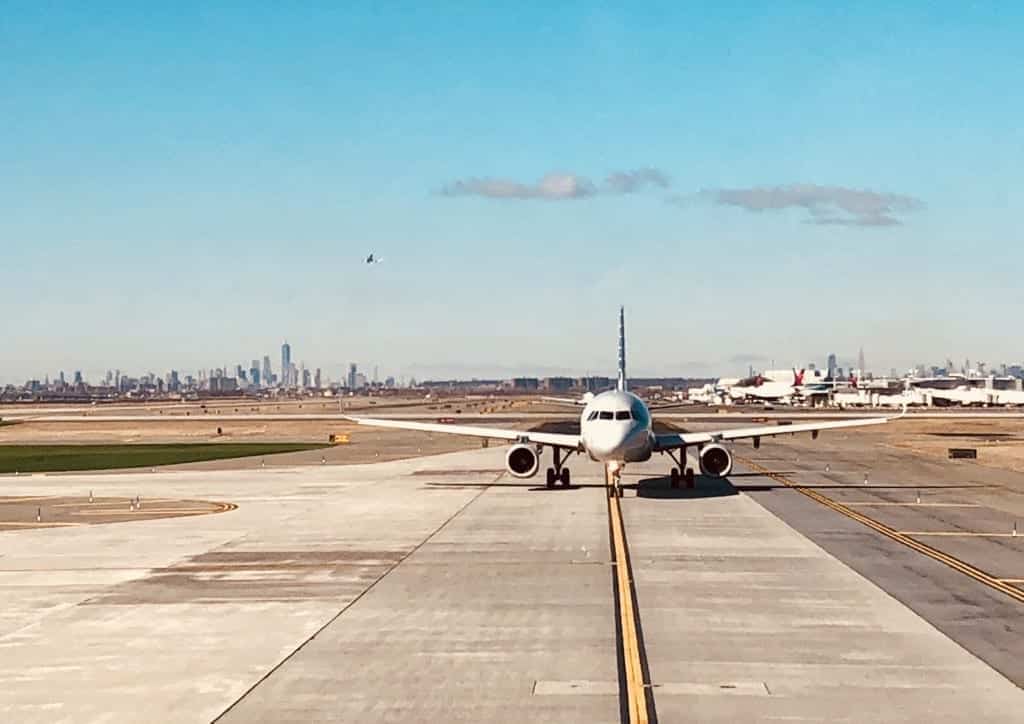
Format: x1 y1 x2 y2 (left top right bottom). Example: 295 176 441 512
605 462 624 498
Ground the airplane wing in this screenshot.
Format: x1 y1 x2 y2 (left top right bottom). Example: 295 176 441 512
540 396 586 407
344 416 582 450
654 407 904 450
647 401 690 411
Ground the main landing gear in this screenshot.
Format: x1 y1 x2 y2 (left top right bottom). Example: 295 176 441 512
546 447 572 489
669 466 695 489
665 448 696 489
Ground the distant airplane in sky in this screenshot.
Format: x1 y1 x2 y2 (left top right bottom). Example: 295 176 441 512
348 308 903 493
365 253 382 264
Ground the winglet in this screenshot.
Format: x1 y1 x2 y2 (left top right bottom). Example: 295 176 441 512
886 402 908 421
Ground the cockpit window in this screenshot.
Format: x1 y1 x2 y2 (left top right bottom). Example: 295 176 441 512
615 410 631 420
587 411 598 421
598 411 614 420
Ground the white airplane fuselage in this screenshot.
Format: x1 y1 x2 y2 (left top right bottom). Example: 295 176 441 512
579 389 655 463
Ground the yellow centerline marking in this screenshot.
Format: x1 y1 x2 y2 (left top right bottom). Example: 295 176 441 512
997 579 1024 584
607 486 649 724
737 457 1024 605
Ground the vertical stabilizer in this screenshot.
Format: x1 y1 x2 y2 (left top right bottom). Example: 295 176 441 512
617 306 627 391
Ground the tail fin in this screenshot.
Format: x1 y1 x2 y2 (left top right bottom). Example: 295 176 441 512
617 306 627 391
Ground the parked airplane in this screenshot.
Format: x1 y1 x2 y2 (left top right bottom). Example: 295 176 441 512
347 308 902 494
726 369 806 403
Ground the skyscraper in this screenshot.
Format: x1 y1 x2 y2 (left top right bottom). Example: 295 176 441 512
857 346 866 375
262 356 272 387
348 363 358 390
826 353 837 379
281 342 292 387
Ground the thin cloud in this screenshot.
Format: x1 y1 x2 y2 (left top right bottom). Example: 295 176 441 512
603 168 671 193
682 184 924 226
440 168 669 201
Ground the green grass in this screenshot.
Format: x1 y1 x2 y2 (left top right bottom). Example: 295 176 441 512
0 442 330 473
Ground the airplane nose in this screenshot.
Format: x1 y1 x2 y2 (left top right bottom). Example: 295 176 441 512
587 425 634 459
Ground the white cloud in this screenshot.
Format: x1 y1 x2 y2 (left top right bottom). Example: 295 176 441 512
441 173 596 200
440 168 670 200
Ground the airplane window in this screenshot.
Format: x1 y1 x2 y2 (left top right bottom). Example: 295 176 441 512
615 410 631 420
599 411 614 420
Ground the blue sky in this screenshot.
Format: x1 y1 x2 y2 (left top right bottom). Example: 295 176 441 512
2 2 1022 384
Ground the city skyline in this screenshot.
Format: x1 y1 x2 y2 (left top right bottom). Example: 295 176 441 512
6 339 1024 391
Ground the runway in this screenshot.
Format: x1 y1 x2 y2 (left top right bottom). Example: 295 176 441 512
1 448 1022 722
9 409 1024 423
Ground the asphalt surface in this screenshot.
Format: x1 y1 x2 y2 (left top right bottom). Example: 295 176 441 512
726 428 1024 687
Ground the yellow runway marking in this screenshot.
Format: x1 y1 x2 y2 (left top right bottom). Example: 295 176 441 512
738 457 1024 606
843 502 982 508
899 531 1021 538
607 485 649 724
997 579 1024 584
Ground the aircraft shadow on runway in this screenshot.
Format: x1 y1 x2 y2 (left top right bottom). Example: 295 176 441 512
425 476 769 496
423 482 610 493
635 475 741 500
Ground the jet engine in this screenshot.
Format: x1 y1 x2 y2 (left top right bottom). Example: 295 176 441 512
698 444 733 477
506 444 540 478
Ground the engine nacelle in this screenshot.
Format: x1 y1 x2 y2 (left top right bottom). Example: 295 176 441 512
505 444 540 478
699 443 733 477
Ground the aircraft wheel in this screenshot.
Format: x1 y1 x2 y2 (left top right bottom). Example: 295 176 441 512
670 467 681 488
684 468 695 488
546 468 556 489
560 468 571 486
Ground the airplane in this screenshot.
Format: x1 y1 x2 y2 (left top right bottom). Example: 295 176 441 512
346 308 903 495
725 370 806 403
365 253 382 264
541 391 686 411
